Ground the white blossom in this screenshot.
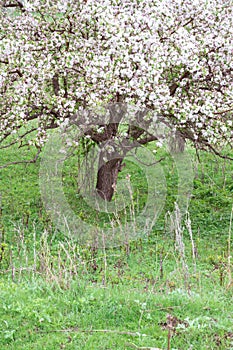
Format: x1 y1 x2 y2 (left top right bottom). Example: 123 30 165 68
0 0 232 152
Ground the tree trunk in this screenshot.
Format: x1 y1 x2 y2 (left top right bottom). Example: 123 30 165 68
96 158 124 201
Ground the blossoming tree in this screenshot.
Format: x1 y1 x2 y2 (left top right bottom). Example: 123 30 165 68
0 0 232 201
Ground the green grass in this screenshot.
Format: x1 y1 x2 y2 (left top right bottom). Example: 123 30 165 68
0 142 233 349
1 279 232 349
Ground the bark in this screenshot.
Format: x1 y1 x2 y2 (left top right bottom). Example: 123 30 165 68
168 130 185 153
96 157 124 201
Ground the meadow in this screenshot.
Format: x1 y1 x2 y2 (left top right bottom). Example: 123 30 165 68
0 141 233 350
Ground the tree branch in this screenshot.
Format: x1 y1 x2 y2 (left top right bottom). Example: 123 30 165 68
0 128 37 149
169 71 191 96
52 74 60 96
200 142 233 161
137 135 158 145
0 59 9 64
2 0 25 11
0 149 41 169
213 108 233 115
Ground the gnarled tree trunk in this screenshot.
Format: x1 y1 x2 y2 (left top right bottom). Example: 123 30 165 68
96 157 124 201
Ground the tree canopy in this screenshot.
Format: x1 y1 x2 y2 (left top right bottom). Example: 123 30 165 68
0 0 233 171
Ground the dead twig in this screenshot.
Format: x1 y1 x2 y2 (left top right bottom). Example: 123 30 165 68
36 327 145 337
125 342 162 350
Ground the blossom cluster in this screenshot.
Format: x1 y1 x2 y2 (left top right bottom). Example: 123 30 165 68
0 0 232 151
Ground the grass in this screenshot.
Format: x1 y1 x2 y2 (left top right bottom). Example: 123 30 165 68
1 278 232 349
0 141 233 349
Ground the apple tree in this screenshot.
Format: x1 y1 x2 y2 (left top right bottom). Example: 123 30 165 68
0 0 232 201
